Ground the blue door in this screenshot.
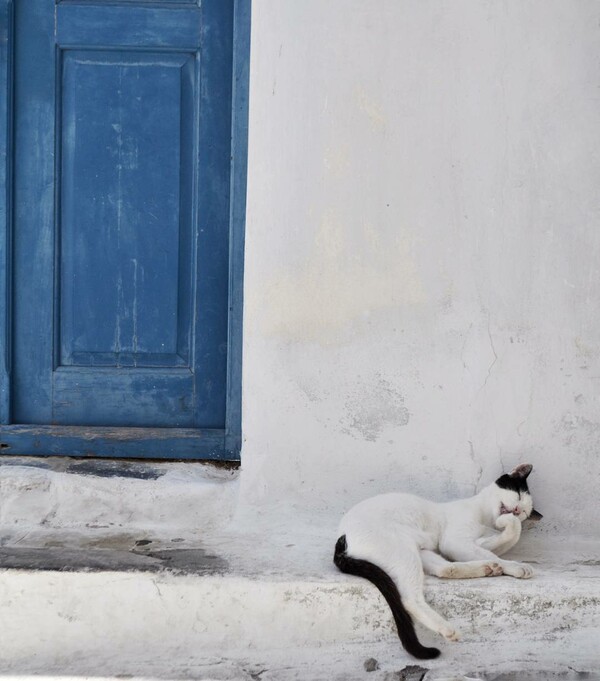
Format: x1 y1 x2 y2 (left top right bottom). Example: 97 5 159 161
0 0 249 459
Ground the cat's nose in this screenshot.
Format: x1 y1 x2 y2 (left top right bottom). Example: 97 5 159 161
513 507 520 515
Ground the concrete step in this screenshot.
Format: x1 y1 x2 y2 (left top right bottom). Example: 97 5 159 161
0 457 239 535
0 522 598 680
0 459 598 679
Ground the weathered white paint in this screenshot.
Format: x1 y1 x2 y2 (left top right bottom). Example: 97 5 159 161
0 462 239 537
241 0 600 534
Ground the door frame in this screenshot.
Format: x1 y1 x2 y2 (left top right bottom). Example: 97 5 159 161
0 0 250 461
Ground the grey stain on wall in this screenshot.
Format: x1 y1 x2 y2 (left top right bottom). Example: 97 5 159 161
343 375 409 442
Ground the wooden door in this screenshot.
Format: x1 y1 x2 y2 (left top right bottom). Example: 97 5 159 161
0 0 249 459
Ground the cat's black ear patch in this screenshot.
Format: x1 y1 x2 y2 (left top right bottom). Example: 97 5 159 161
509 463 533 479
495 473 530 494
496 463 533 492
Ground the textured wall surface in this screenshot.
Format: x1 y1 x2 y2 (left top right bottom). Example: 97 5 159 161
241 0 600 534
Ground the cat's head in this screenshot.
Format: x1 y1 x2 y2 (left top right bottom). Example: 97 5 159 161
494 463 543 523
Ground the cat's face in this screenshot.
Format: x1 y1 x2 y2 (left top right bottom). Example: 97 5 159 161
494 463 542 523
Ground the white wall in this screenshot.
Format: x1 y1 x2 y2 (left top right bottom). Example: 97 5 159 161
241 0 600 535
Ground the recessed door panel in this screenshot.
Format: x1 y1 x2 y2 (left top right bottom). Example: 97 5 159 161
59 51 194 369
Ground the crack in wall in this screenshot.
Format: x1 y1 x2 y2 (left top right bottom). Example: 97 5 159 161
482 317 499 390
468 440 483 494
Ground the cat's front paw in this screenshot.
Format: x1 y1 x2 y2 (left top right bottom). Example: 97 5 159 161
495 513 521 531
502 562 534 579
515 564 534 579
441 626 461 642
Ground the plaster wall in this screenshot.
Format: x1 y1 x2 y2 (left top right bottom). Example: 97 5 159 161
241 0 600 535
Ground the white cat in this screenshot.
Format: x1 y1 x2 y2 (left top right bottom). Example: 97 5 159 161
334 463 542 659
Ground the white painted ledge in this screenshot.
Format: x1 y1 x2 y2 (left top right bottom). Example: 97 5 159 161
0 461 598 679
0 519 598 679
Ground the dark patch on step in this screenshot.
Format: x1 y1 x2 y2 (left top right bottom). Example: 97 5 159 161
131 548 229 575
364 658 379 672
65 459 163 480
0 456 163 480
0 455 239 479
383 666 428 681
0 546 228 575
0 457 53 470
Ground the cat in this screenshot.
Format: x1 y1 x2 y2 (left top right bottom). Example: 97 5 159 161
334 463 542 659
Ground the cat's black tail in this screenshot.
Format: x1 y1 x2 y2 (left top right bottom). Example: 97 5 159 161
333 535 441 660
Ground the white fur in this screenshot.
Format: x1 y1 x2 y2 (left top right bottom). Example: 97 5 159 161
338 467 535 642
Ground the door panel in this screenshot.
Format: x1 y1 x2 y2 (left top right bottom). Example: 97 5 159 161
59 51 194 370
52 369 193 427
0 0 249 458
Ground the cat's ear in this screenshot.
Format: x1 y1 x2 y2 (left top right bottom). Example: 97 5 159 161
509 463 532 479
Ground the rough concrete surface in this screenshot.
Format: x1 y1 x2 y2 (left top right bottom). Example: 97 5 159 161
1 501 598 680
0 459 598 680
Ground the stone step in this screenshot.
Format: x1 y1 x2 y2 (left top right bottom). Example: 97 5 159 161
0 531 598 679
0 456 239 534
0 459 598 679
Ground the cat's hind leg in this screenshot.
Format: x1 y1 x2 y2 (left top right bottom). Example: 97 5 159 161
420 549 503 579
385 544 461 642
341 531 460 644
335 534 441 659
